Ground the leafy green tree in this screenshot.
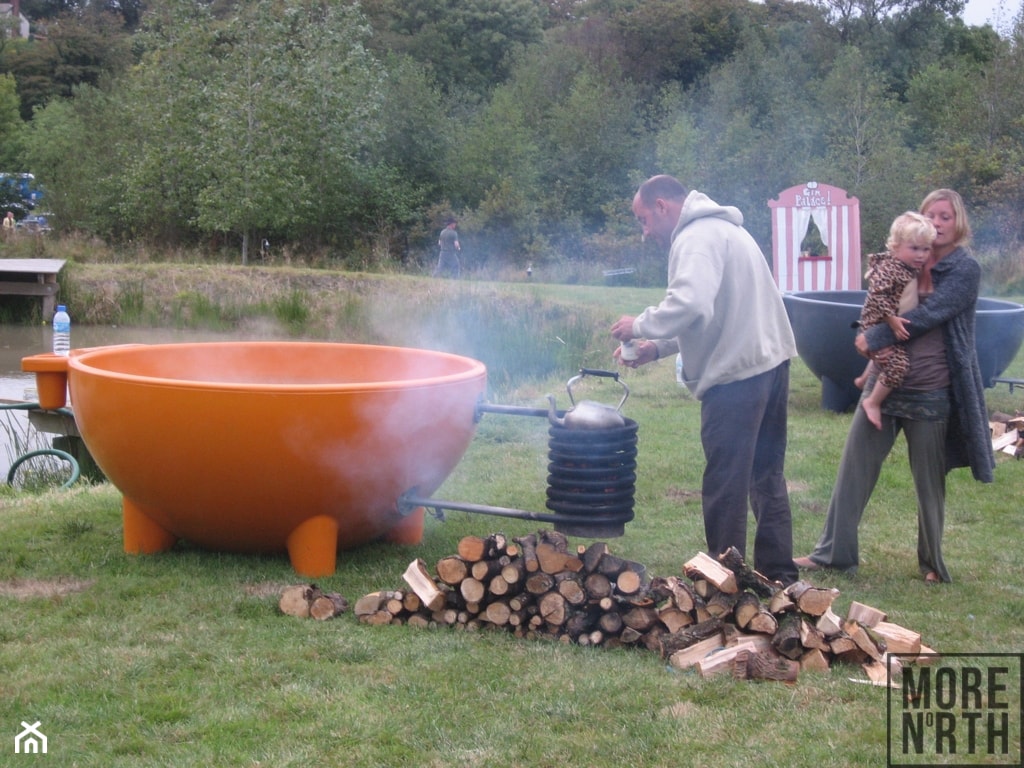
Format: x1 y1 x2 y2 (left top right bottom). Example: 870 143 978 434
812 47 921 246
0 74 24 169
611 0 756 92
22 88 127 233
364 0 544 96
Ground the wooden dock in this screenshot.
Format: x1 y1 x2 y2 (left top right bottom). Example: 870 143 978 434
0 258 66 318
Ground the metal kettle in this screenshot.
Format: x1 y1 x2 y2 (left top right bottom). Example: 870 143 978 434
546 368 629 430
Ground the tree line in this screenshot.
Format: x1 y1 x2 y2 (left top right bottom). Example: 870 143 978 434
1 0 1022 287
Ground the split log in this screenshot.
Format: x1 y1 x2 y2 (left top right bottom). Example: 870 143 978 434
771 614 805 660
619 626 644 644
621 605 659 633
683 552 738 594
279 585 314 618
597 611 624 635
705 590 739 618
459 577 487 605
658 617 725 658
733 648 800 682
734 592 778 635
799 619 829 651
785 581 840 616
697 637 770 678
648 575 695 612
557 576 587 606
385 594 405 616
471 557 505 582
668 634 725 670
799 648 831 674
846 600 887 628
718 546 783 597
457 533 508 562
456 535 490 562
310 593 349 620
831 635 869 665
734 591 764 629
872 621 922 655
483 601 512 626
514 533 539 573
658 606 694 634
615 569 644 596
815 607 844 637
436 556 470 586
843 620 884 662
538 592 568 627
501 560 525 586
488 575 511 597
861 659 900 688
583 573 613 601
768 589 795 615
537 542 574 574
402 592 421 613
402 559 447 612
538 529 570 553
525 572 556 595
354 590 400 618
581 541 610 574
362 610 394 626
564 610 597 639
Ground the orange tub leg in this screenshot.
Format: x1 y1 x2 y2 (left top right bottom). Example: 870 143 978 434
286 515 339 577
123 497 178 554
383 506 425 546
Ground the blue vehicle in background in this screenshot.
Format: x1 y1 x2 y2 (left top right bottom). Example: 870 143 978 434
0 173 45 218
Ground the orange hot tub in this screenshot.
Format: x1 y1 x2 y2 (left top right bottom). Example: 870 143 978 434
23 342 487 576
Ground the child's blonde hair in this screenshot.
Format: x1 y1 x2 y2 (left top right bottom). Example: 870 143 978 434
886 211 936 251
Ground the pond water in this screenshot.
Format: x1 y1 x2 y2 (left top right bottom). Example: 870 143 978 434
0 324 288 479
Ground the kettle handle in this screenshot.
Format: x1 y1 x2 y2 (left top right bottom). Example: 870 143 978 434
565 368 630 411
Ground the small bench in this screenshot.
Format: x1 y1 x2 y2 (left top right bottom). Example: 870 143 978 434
992 377 1024 393
0 258 66 318
603 267 637 286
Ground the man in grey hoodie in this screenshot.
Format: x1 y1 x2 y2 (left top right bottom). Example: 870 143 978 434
611 174 798 585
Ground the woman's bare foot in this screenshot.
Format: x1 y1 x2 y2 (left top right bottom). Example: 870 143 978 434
854 373 867 389
924 571 941 585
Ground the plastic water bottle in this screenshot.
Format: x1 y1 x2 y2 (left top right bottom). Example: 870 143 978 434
675 353 684 386
52 304 71 356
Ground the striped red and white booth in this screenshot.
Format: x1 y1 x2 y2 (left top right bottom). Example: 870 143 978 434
768 182 861 293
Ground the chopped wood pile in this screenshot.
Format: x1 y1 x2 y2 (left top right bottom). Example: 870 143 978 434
990 411 1024 458
352 529 934 683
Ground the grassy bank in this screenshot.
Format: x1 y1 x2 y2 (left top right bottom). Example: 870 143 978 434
1 267 1022 767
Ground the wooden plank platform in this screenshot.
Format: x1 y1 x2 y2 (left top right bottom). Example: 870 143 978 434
0 258 66 318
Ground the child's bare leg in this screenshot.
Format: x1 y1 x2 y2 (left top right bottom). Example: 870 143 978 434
854 361 874 390
861 381 891 430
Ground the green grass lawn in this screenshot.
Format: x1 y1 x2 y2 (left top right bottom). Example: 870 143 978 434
1 283 1022 767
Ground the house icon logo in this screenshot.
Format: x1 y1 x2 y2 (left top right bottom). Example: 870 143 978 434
15 721 47 754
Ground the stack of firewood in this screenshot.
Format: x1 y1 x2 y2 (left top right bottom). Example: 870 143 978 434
352 529 933 683
990 411 1024 458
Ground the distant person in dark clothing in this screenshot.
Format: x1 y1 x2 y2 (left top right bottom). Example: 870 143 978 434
434 217 461 278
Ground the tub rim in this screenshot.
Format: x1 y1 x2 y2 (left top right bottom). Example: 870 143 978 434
65 340 488 394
